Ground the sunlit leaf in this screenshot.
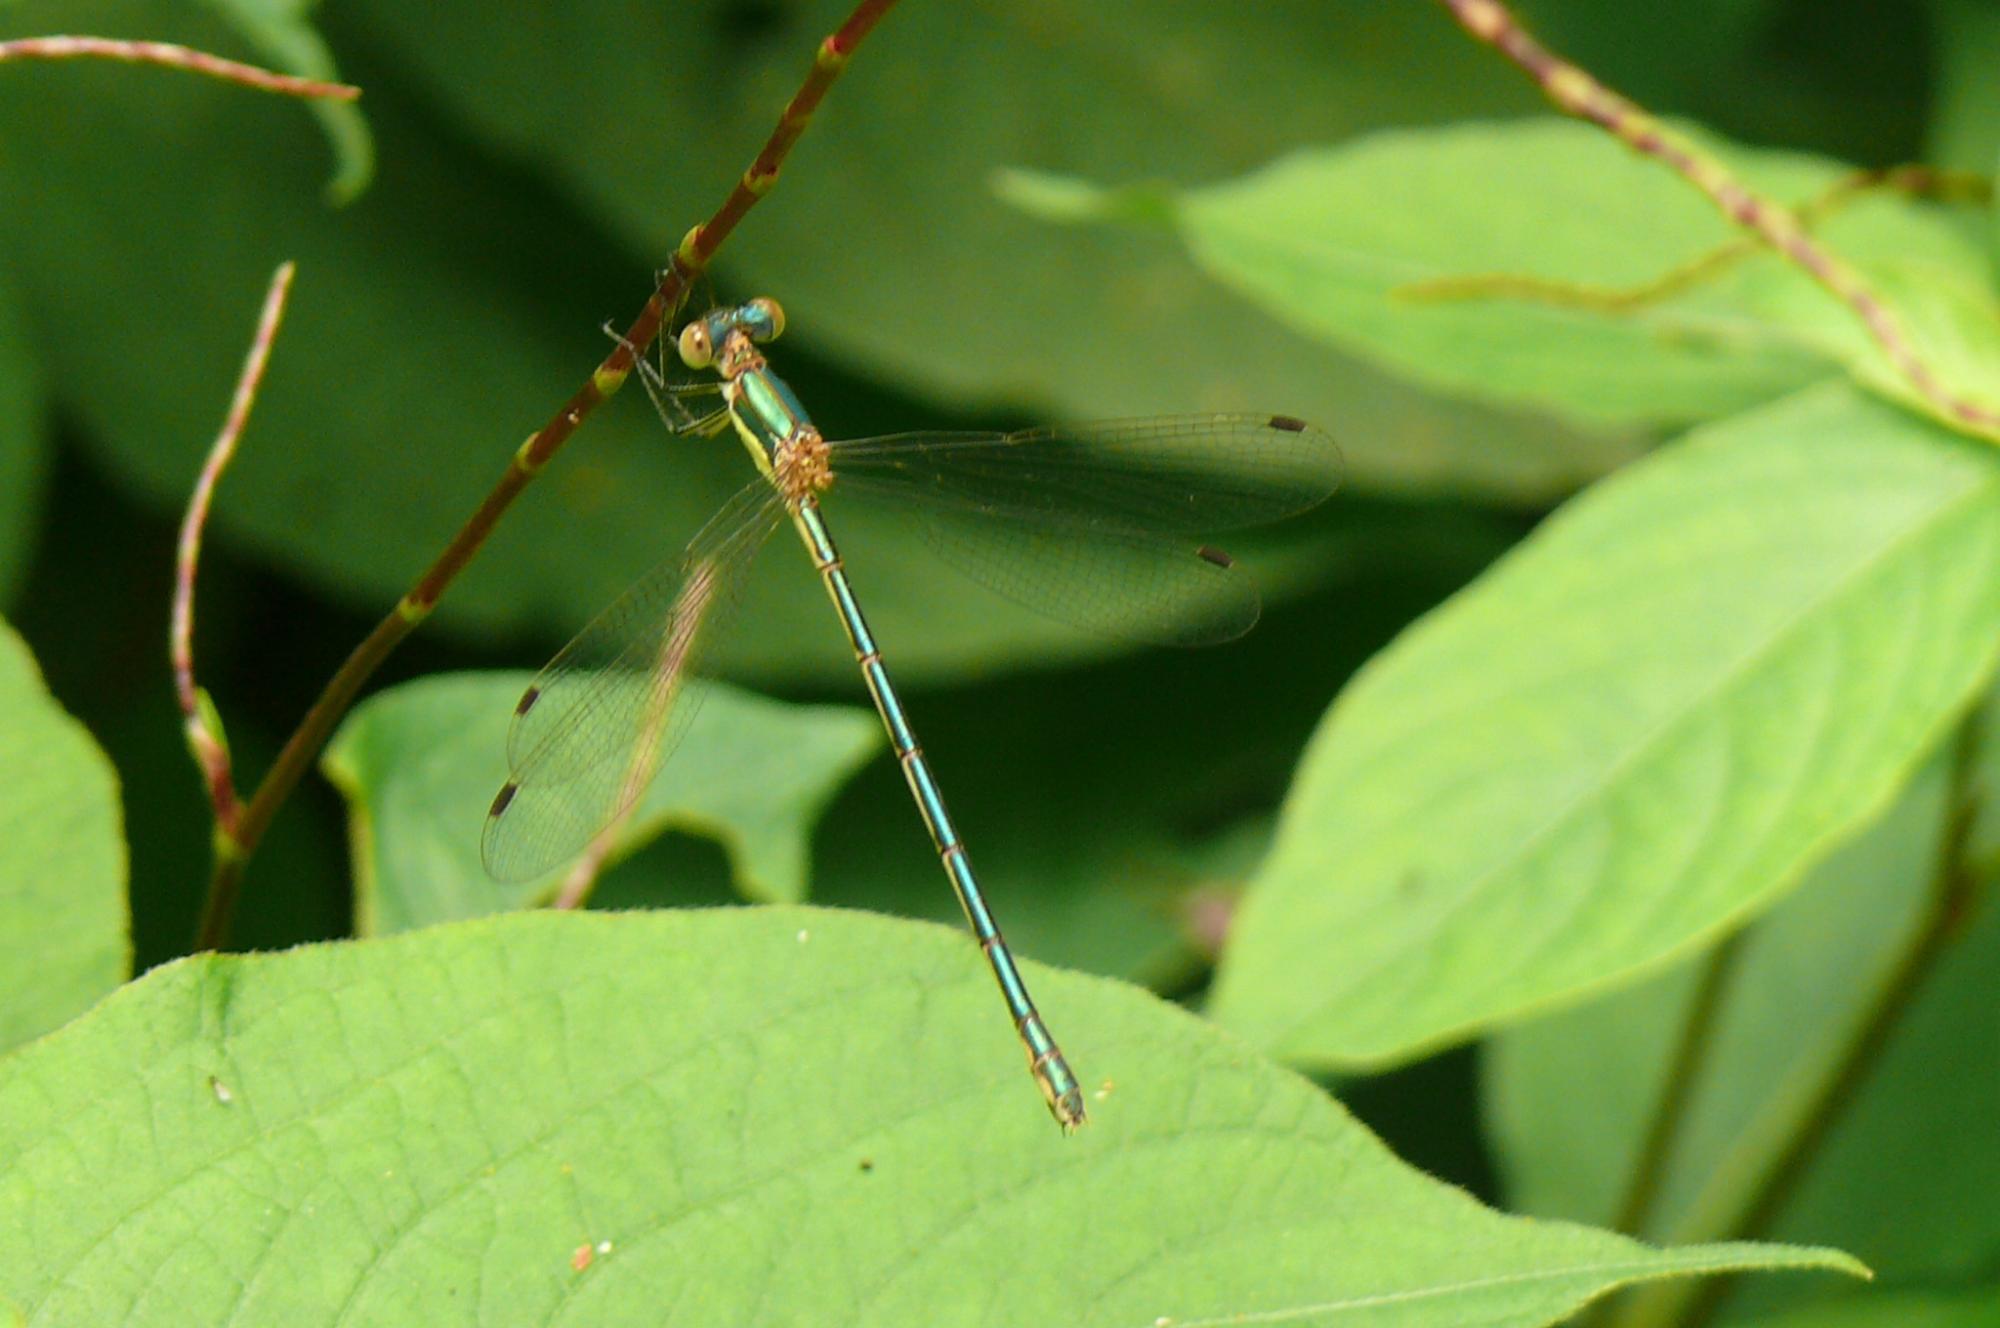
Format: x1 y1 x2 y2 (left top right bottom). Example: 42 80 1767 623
1485 740 2000 1327
0 908 1863 1326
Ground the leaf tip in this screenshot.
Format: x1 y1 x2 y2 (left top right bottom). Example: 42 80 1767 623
991 167 1177 229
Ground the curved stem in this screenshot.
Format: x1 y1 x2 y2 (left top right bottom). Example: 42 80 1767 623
192 0 902 951
1611 931 1746 1237
173 262 296 866
0 34 359 99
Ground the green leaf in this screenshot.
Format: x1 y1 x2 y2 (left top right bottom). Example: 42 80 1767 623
0 271 47 600
1210 383 2000 1066
1737 236 2000 435
1007 119 2000 438
0 621 127 1053
0 907 1863 1326
0 0 702 648
323 672 880 933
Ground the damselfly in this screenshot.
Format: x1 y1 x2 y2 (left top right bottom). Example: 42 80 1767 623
484 298 1343 1129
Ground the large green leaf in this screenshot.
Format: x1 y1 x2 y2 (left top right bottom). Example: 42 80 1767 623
0 621 127 1053
323 673 879 933
0 908 1862 1326
1003 119 2000 438
1210 383 2000 1066
0 271 46 601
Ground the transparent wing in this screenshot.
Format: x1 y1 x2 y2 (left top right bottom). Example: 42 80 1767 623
481 479 784 882
830 414 1342 533
827 414 1341 648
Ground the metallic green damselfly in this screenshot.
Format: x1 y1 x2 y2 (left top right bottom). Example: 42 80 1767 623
484 298 1343 1129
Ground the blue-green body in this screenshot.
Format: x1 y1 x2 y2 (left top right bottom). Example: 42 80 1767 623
700 301 1087 1129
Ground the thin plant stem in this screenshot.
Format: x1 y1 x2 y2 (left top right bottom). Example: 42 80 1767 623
0 35 358 99
1433 0 2000 440
193 0 901 951
172 262 297 856
1610 930 1746 1237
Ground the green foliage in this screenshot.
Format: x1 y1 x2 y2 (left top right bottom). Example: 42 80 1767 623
1 1 1991 1323
0 621 126 1053
323 672 880 931
0 909 1861 1327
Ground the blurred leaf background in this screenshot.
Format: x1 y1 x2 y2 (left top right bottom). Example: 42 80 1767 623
1 0 1993 1324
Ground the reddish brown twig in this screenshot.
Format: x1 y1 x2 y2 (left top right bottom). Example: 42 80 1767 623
173 262 297 854
680 0 899 269
0 35 358 100
193 0 902 951
1435 0 2000 438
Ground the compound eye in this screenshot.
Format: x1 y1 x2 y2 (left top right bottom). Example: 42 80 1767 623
746 297 785 343
677 320 713 369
